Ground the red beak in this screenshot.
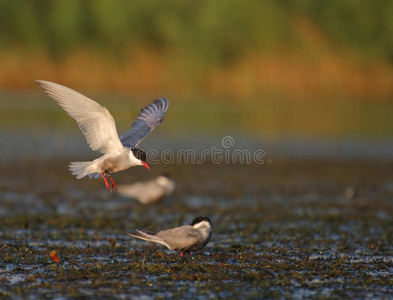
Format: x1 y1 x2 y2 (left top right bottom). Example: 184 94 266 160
142 161 150 171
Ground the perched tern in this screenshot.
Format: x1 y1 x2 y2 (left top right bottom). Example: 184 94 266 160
35 80 169 191
117 174 175 204
128 216 212 257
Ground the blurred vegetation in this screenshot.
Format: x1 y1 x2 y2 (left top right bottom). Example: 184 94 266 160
0 0 393 99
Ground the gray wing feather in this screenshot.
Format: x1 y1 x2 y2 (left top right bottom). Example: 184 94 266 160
127 230 171 249
128 225 199 252
120 98 169 149
156 226 199 251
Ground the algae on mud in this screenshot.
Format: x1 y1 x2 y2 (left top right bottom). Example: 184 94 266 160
1 157 393 298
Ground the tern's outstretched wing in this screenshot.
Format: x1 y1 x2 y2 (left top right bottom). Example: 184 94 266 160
36 80 124 154
120 98 169 149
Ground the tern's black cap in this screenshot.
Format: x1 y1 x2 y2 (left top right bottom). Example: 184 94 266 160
132 148 146 162
191 216 211 226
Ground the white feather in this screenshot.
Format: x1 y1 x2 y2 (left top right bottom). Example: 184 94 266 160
35 80 124 154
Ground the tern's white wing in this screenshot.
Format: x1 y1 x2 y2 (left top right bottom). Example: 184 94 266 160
36 80 124 154
120 98 169 149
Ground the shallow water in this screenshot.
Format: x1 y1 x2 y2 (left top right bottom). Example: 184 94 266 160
0 93 393 298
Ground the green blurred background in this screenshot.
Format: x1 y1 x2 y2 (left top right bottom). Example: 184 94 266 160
0 0 393 139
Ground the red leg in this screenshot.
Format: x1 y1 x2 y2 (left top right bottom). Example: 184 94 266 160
180 252 184 257
101 172 111 191
108 175 116 191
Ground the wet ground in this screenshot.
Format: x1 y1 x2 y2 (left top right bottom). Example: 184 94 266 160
1 92 393 298
1 151 392 298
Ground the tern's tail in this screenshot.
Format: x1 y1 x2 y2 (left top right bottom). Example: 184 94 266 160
127 230 157 242
69 161 99 179
127 230 171 249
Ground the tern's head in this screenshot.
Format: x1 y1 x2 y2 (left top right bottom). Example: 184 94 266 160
191 216 212 229
131 148 150 170
191 216 212 246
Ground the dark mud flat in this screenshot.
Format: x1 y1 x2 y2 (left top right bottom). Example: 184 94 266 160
1 157 393 299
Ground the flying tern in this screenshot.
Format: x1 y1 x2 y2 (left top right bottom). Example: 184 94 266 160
36 80 169 191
